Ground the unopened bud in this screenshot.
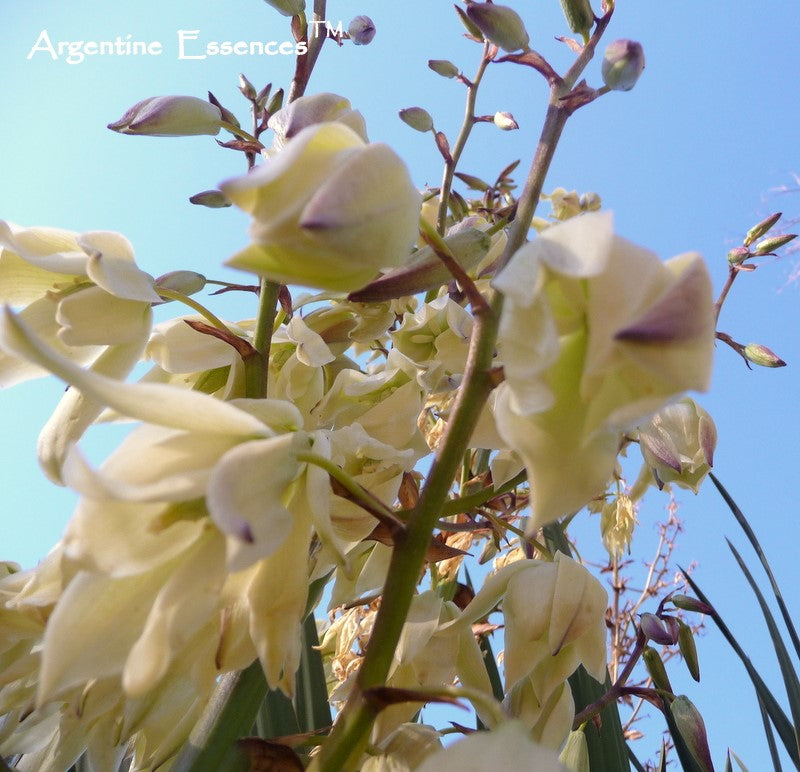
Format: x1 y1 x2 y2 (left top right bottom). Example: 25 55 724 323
454 5 486 39
643 646 673 694
744 212 782 247
743 343 786 368
263 0 305 17
669 696 714 770
670 594 713 615
348 15 376 45
640 612 677 645
265 88 285 117
238 74 257 101
107 95 222 137
727 246 750 265
428 59 460 78
155 270 207 298
466 3 530 52
751 233 797 256
493 111 519 130
399 107 434 133
580 192 602 211
189 189 232 208
602 39 645 92
677 620 700 682
560 0 594 43
559 730 589 772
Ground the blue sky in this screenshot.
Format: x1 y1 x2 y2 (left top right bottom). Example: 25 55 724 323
2 0 799 766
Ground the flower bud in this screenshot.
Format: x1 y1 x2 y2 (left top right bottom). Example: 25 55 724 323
559 729 590 772
743 343 786 368
677 620 700 682
751 233 797 256
560 0 594 43
493 111 519 131
428 59 460 78
188 189 232 208
238 73 258 101
669 696 714 770
640 612 677 645
744 212 782 247
399 107 434 133
465 3 530 52
154 270 207 298
670 594 713 615
108 96 223 137
348 15 376 45
263 0 305 17
643 646 673 693
727 246 750 265
601 39 645 92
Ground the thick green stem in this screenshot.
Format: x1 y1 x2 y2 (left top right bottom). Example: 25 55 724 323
316 74 584 772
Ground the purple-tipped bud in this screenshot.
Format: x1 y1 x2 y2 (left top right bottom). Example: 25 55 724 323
189 189 232 208
640 612 677 645
669 696 714 770
399 107 434 133
108 96 222 137
602 39 645 92
751 233 797 256
466 3 530 52
428 59 460 78
744 343 786 368
727 246 750 265
348 15 376 45
671 594 714 615
493 111 519 131
238 74 257 101
744 212 782 247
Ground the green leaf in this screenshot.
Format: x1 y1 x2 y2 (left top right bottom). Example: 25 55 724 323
681 571 800 767
725 539 800 761
173 660 268 772
756 696 783 771
294 613 333 733
710 474 800 660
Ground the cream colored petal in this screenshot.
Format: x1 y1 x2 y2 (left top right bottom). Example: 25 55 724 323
0 220 87 275
37 566 172 703
246 485 312 695
0 248 76 305
549 554 607 655
416 720 567 772
207 433 310 571
123 526 226 697
56 286 152 346
63 498 207 577
38 336 148 484
146 316 240 373
0 306 269 437
0 296 101 387
79 231 161 302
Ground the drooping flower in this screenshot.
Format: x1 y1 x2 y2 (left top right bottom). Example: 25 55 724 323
636 397 717 493
221 122 421 292
493 211 714 527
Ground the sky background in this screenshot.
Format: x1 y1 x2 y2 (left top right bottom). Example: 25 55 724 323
1 0 799 767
